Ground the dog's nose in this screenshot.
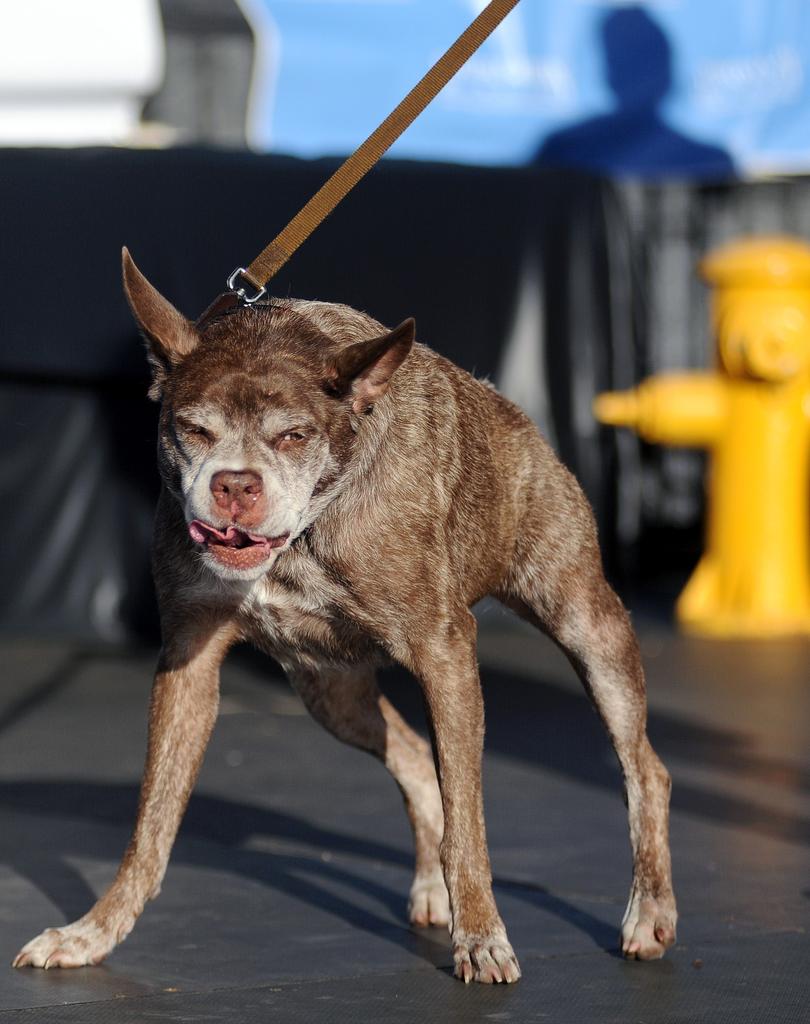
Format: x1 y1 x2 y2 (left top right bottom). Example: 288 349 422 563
210 470 265 523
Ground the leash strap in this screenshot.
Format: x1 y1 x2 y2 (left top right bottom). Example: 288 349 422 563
234 0 521 296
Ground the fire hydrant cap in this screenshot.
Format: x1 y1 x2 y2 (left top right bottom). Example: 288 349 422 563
701 236 810 288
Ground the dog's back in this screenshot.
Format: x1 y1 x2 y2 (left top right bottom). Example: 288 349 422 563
283 297 593 613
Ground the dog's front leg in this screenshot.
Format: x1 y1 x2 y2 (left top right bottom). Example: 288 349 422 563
13 615 236 969
411 611 520 984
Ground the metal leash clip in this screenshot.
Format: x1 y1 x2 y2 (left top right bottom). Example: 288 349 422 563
226 267 268 305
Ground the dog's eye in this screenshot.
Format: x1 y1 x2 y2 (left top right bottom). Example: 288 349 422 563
277 431 307 450
178 420 215 443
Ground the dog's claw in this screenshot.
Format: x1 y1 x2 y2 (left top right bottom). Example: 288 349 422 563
452 933 521 984
13 919 119 970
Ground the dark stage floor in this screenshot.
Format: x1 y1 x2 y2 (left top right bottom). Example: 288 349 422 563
1 614 808 1022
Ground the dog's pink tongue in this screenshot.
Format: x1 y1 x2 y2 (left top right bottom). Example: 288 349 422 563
189 520 243 547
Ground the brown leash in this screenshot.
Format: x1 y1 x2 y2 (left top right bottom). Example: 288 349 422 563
202 0 520 322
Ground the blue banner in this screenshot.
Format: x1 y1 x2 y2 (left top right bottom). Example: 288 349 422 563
245 1 810 179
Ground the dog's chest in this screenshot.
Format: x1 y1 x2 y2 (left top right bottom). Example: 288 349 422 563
239 550 376 665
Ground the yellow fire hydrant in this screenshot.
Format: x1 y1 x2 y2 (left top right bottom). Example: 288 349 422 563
594 236 810 637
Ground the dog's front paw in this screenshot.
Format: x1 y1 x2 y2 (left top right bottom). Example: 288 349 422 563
12 917 121 969
409 870 450 928
621 894 677 961
452 930 521 984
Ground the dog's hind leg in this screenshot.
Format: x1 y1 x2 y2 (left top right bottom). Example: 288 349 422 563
13 613 237 969
503 492 677 961
287 663 449 928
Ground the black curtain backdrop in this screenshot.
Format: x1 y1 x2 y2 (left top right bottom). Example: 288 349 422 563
0 148 620 640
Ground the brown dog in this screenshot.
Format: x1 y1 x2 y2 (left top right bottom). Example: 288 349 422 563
13 250 677 982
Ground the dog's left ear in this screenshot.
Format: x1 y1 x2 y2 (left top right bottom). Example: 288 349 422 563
329 318 415 415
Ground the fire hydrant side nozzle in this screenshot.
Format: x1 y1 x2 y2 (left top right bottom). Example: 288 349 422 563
595 235 810 638
592 390 638 429
593 374 727 448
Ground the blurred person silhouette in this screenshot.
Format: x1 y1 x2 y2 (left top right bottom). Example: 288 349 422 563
535 5 735 179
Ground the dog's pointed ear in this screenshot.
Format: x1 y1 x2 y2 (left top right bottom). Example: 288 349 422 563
329 318 415 415
122 247 199 399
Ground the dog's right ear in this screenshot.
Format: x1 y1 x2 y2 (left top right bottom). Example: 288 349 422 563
122 247 199 400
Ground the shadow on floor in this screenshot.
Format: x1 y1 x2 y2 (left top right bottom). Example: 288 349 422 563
380 665 810 848
2 642 807 969
0 779 615 966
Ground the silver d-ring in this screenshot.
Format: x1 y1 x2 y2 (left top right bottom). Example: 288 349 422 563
226 267 268 304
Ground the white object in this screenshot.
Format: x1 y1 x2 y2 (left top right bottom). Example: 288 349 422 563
0 0 164 145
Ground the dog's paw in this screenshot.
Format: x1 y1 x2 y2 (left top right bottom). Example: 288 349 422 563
452 931 521 984
409 870 450 928
621 894 677 961
12 918 119 969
